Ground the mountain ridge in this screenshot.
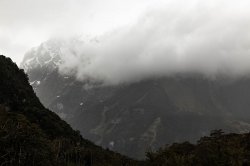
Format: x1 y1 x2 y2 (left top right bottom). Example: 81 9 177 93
3 52 250 165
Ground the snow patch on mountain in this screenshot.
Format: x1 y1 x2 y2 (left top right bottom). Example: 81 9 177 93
29 80 41 86
20 39 64 72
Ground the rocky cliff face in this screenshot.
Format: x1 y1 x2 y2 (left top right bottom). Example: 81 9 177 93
21 39 250 159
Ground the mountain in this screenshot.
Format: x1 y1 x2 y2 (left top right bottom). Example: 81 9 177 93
0 55 141 165
2 52 250 165
21 40 250 159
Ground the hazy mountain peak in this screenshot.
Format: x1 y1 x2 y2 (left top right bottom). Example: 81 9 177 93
20 40 63 72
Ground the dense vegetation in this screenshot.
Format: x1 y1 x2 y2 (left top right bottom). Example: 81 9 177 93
0 55 141 166
146 130 250 166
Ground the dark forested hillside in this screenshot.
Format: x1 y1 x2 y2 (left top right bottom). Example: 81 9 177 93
0 55 141 166
146 130 250 166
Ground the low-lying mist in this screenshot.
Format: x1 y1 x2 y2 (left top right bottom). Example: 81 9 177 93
53 0 250 85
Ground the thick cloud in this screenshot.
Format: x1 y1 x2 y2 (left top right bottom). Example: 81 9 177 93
57 0 250 85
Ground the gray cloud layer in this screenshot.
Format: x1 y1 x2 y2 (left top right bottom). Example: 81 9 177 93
55 0 250 85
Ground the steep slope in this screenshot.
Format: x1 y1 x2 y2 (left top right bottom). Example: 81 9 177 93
0 55 141 165
21 40 250 159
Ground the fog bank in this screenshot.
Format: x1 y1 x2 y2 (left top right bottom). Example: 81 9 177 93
54 0 250 85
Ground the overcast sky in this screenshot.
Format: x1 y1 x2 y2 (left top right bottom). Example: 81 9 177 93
1 0 250 85
0 0 166 64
